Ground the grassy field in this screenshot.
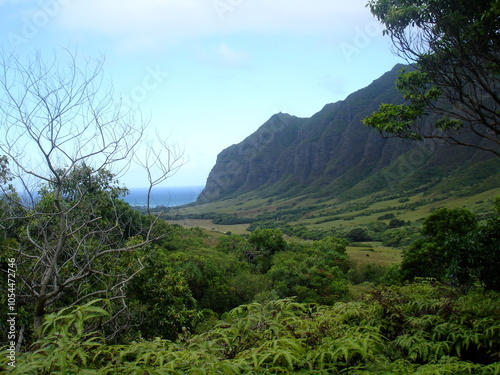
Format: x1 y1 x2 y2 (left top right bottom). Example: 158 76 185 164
167 218 250 235
167 218 403 267
162 187 499 280
167 187 500 236
346 242 403 267
346 242 403 298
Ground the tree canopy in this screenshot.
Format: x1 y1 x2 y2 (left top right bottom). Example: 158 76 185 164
364 0 500 155
401 203 500 290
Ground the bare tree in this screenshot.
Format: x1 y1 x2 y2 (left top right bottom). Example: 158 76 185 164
134 132 186 215
0 48 182 340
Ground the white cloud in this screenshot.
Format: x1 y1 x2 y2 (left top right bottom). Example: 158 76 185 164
55 0 374 51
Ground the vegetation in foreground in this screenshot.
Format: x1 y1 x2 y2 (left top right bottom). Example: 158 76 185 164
2 283 500 374
1 194 499 374
1 0 500 373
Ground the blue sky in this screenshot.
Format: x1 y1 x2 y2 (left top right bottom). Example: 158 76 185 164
0 0 402 188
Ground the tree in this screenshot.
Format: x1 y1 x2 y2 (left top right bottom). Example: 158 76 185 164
347 227 372 242
0 156 18 242
444 198 500 290
248 229 286 255
247 229 286 272
400 205 500 290
268 242 350 305
401 207 478 281
0 48 182 341
134 132 185 215
364 0 500 156
165 247 254 314
126 252 198 341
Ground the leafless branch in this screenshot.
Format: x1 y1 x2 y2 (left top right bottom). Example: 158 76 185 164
0 48 178 340
134 131 187 214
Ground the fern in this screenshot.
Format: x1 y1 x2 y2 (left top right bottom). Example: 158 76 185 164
250 337 305 370
412 356 481 375
8 300 109 374
3 288 499 375
481 362 500 375
394 332 450 362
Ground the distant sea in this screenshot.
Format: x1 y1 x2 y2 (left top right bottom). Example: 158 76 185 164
122 186 204 208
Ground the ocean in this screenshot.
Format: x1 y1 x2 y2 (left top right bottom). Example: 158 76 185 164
122 186 204 208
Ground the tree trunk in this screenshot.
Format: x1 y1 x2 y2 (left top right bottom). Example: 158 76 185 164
33 300 46 340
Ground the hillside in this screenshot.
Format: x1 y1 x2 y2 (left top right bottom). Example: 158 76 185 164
197 64 499 206
167 65 500 238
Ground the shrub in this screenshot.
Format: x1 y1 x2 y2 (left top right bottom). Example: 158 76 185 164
347 227 372 242
6 285 499 374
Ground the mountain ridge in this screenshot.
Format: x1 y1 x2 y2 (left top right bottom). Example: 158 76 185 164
197 65 498 205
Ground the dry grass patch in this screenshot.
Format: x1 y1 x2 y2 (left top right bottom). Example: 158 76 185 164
347 242 402 267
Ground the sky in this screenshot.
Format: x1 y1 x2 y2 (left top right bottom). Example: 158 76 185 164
0 0 403 188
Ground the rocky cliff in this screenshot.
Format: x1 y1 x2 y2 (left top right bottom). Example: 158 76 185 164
198 65 496 203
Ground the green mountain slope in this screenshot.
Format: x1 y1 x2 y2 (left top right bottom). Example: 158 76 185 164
197 65 499 208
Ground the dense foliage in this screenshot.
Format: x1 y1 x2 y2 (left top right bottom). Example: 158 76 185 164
1 33 499 373
401 200 500 290
0 48 182 343
2 283 499 374
364 0 500 155
1 142 499 374
2 189 500 373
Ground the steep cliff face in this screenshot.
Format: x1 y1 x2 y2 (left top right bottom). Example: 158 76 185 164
198 113 304 202
198 65 495 203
